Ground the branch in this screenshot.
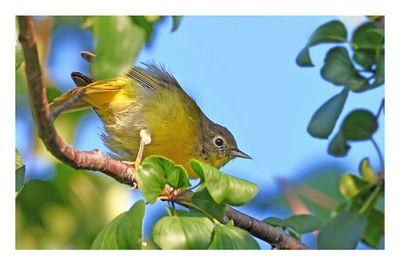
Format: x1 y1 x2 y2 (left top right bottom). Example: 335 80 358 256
18 16 136 186
224 206 308 249
18 16 309 250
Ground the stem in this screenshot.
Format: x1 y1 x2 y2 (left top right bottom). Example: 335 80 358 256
371 137 384 172
376 99 385 119
359 185 381 214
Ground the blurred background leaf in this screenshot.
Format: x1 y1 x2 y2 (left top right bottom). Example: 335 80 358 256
92 16 146 79
15 149 25 197
16 163 130 249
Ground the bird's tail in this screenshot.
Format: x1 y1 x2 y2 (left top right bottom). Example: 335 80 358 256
49 86 89 113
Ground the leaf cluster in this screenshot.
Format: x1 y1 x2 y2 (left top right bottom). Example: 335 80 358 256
297 19 384 157
317 158 384 249
92 156 260 249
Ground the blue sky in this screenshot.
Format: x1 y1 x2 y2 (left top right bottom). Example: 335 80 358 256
16 16 384 249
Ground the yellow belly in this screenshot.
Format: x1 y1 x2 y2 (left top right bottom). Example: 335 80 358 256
90 77 202 177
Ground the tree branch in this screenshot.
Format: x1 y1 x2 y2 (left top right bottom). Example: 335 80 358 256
18 16 309 250
224 207 308 249
18 16 136 186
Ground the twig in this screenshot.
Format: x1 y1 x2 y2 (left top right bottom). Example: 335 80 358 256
18 16 309 250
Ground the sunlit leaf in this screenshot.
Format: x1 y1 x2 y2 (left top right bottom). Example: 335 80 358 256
208 221 260 249
342 109 377 140
136 156 190 203
339 173 369 200
359 158 378 184
190 159 258 206
92 16 146 79
362 208 384 249
307 87 349 139
296 20 347 67
318 208 367 249
136 159 167 204
15 149 25 197
91 200 145 249
91 213 125 249
116 200 145 249
166 165 190 189
321 47 369 91
152 210 213 249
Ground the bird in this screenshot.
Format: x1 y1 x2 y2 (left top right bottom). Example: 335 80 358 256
50 59 251 178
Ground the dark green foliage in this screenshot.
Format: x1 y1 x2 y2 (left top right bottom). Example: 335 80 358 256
297 17 384 250
307 88 349 139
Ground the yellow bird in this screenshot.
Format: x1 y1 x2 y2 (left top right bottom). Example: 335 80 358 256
50 63 251 177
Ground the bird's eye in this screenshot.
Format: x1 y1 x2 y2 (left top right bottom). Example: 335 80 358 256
214 137 225 147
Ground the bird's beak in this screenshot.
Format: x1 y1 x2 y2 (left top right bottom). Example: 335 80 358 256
230 148 252 159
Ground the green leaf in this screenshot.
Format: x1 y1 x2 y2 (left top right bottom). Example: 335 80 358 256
190 159 258 206
15 149 25 197
307 20 347 46
191 185 226 221
166 165 190 189
339 173 369 200
263 217 287 227
318 208 368 249
284 214 323 234
369 54 384 89
16 42 24 70
136 156 190 203
296 20 347 67
342 109 378 140
152 210 214 249
136 161 167 204
296 47 313 67
307 87 349 139
208 222 260 249
116 200 145 249
362 208 384 249
353 48 376 70
321 47 369 91
171 16 183 32
264 215 322 235
92 16 145 79
359 158 378 184
130 16 160 42
374 194 384 213
352 22 383 50
91 200 146 249
328 131 351 157
91 213 125 249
